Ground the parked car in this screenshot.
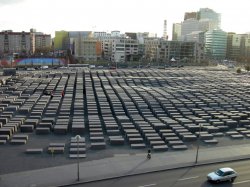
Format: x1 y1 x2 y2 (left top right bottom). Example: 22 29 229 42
207 167 237 183
40 65 49 69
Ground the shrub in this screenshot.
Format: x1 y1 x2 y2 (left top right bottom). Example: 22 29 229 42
236 68 242 73
245 65 250 72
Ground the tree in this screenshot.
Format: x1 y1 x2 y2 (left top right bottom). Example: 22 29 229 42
236 68 242 74
245 65 250 72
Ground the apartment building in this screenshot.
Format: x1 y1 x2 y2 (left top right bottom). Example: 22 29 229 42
35 34 51 50
0 30 31 55
0 29 51 56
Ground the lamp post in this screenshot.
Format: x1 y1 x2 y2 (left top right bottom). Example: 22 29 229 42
195 124 202 164
75 135 81 181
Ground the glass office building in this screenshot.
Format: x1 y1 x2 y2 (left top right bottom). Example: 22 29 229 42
205 29 227 60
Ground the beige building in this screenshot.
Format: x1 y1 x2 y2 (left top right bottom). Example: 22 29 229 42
35 34 51 50
144 37 160 62
0 29 51 55
0 30 31 55
74 38 102 61
111 38 139 63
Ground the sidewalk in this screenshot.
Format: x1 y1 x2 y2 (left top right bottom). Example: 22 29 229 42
1 144 250 187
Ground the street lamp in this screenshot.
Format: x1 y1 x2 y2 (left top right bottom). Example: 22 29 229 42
75 135 81 181
195 124 202 164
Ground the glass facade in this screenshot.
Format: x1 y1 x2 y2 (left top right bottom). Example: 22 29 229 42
205 29 227 60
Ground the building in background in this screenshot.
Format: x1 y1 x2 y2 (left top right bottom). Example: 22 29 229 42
162 20 168 40
181 18 200 40
35 33 51 52
226 32 241 60
0 30 31 55
158 40 204 65
111 31 121 38
172 23 182 41
0 29 51 56
197 8 221 30
111 37 139 64
184 12 197 20
205 29 227 60
54 31 69 50
226 33 250 63
242 34 250 62
74 38 101 62
175 8 221 42
186 31 205 43
30 28 36 54
144 37 160 62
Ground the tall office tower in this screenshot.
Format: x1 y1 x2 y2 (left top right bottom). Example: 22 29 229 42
197 8 221 30
184 12 197 20
172 23 181 41
163 20 168 40
181 18 199 40
205 29 227 60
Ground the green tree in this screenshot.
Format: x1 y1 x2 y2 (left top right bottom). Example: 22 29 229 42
245 65 250 72
236 68 242 74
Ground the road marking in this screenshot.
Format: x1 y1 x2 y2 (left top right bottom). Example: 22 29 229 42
178 176 199 181
234 179 250 184
138 183 157 187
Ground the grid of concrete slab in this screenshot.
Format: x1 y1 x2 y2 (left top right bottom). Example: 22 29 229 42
1 67 250 173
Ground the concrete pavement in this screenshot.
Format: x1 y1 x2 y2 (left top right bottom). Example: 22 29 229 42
1 144 250 187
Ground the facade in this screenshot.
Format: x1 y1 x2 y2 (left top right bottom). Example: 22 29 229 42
0 30 31 55
144 37 159 62
74 38 101 61
68 31 93 54
158 40 204 64
111 38 139 63
226 33 250 62
179 8 221 42
0 29 51 56
172 23 182 41
30 29 36 54
102 39 112 60
198 19 212 32
226 32 241 60
181 19 200 40
243 34 250 61
186 31 205 43
205 29 227 60
54 31 69 50
35 34 51 50
93 32 111 39
197 8 221 30
111 31 121 38
184 12 197 20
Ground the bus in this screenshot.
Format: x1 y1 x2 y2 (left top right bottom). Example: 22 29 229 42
68 64 89 69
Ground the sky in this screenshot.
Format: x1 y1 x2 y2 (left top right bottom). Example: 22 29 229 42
0 0 249 39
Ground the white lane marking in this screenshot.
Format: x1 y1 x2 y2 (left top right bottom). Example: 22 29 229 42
234 179 250 184
138 183 157 187
178 176 199 181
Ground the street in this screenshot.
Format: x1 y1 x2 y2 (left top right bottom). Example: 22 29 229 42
70 159 250 187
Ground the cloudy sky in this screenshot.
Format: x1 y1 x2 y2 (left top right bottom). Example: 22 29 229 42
0 0 249 38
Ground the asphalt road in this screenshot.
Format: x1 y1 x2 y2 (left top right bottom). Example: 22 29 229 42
69 160 250 187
